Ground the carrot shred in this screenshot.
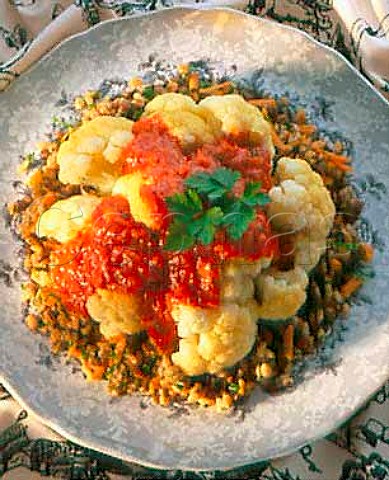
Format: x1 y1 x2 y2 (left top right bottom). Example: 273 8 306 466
283 324 294 361
298 124 317 135
360 243 374 263
323 151 350 164
340 277 363 298
199 81 233 96
330 257 342 273
188 72 200 92
248 98 277 109
294 109 306 124
271 129 293 154
322 175 334 186
311 140 326 151
328 161 353 172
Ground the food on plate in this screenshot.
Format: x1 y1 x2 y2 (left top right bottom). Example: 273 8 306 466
144 92 221 149
199 94 274 157
57 116 133 193
9 64 370 410
36 194 101 243
171 301 258 375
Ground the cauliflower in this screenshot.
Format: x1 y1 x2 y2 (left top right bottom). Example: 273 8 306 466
171 302 258 375
57 116 134 193
220 257 272 304
293 231 327 272
86 289 144 339
112 172 157 229
199 94 274 157
254 267 308 320
36 194 101 243
267 157 335 240
143 93 221 149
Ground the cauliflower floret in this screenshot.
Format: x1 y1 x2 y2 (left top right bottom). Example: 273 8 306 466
171 302 258 375
255 267 309 320
267 157 335 240
294 231 327 272
199 94 274 157
112 172 162 230
143 93 221 149
36 194 101 243
57 116 133 193
220 257 272 304
86 289 144 339
171 335 208 376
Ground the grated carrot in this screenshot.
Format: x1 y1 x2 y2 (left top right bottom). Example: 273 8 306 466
360 243 374 263
294 109 306 124
328 161 353 172
199 81 233 96
188 72 200 92
271 128 293 154
340 277 363 298
311 140 326 151
248 98 277 109
298 124 317 135
329 257 342 273
283 324 294 361
323 151 350 164
322 175 334 187
188 72 200 101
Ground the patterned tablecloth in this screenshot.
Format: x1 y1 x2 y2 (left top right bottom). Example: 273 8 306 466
1 1 389 479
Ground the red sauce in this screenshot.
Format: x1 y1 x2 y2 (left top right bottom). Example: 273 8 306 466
53 117 277 352
52 197 165 311
193 137 272 194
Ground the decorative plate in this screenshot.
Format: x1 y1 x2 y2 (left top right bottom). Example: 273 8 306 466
1 7 389 472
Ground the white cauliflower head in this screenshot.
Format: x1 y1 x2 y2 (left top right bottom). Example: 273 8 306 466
199 94 274 157
255 267 309 320
220 257 272 305
267 157 335 240
171 302 258 375
86 289 144 339
293 231 327 272
143 93 221 149
112 172 160 229
57 116 134 193
36 194 101 243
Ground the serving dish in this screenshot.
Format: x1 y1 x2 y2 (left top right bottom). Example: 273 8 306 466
1 7 389 471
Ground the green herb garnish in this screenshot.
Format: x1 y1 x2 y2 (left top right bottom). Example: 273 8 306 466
221 182 270 240
164 189 225 250
142 86 156 101
185 168 240 202
164 168 270 251
228 382 240 394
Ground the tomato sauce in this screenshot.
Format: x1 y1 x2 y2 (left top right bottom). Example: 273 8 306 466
52 117 277 352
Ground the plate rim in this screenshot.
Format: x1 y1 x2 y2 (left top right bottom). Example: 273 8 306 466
0 373 382 472
2 6 389 109
1 7 389 472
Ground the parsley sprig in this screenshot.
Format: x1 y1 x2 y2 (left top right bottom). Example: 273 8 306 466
164 167 270 251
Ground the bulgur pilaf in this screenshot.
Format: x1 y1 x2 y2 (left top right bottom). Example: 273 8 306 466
8 63 372 411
